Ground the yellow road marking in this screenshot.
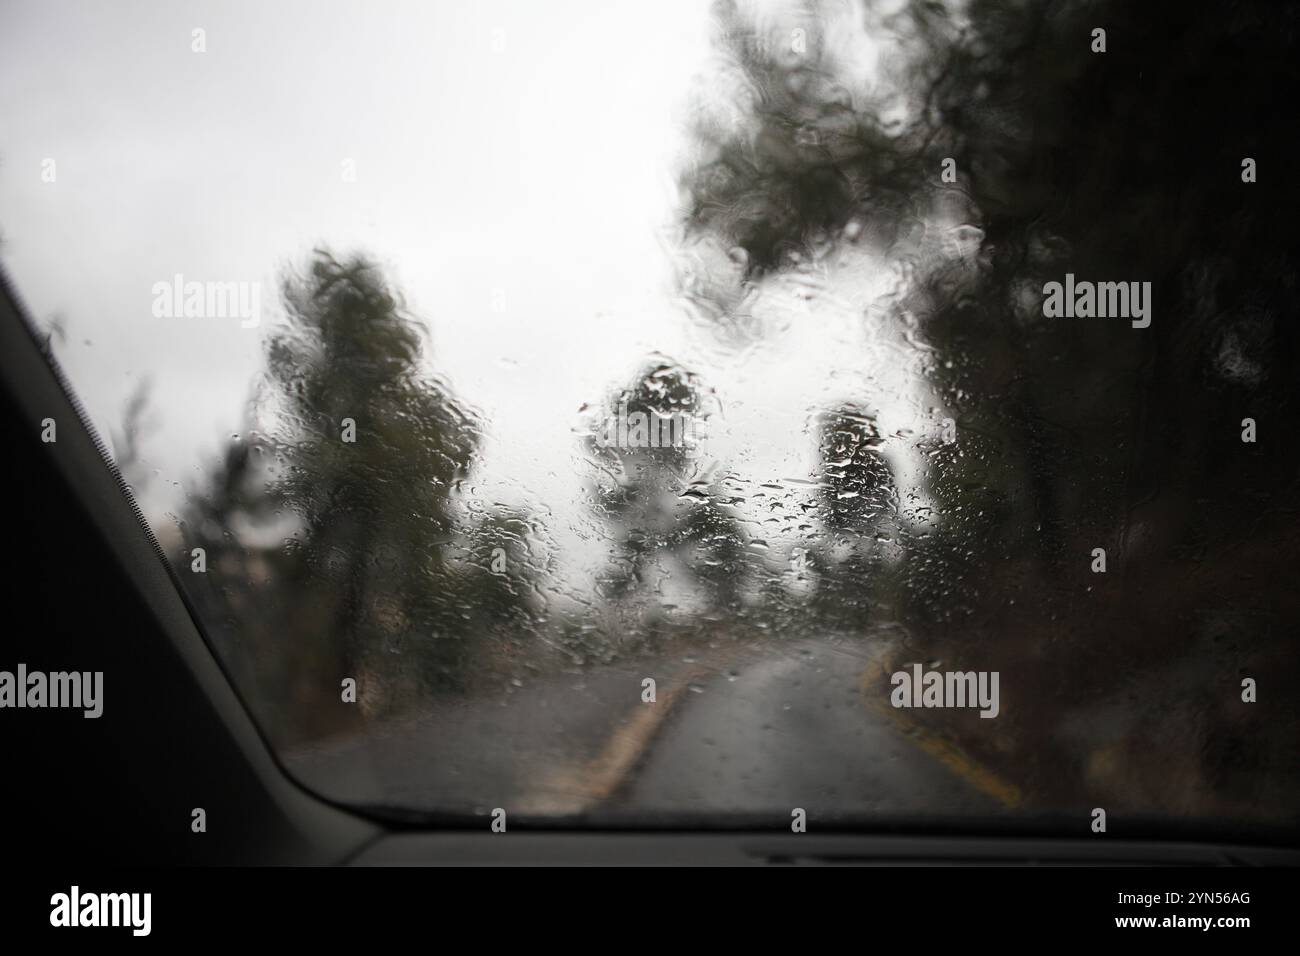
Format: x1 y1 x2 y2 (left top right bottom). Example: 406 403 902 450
524 645 751 814
566 668 702 807
858 654 1024 809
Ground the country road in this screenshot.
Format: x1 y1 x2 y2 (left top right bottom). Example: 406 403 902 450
283 636 1011 821
603 640 1006 818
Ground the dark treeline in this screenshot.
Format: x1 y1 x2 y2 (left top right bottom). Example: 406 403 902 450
678 0 1299 818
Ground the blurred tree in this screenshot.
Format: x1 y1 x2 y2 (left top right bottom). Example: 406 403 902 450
679 0 1300 630
452 506 550 653
810 403 898 630
177 249 533 740
583 358 751 645
262 250 483 697
110 375 157 496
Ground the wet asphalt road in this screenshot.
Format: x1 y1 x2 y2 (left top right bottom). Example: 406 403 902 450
604 641 1001 817
284 637 1002 820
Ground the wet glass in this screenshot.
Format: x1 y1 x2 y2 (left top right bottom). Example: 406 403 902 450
1 0 1297 832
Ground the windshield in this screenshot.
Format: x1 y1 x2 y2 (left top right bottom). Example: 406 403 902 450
2 0 1297 832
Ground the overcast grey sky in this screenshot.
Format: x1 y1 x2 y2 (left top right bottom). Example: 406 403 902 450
1 0 957 592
